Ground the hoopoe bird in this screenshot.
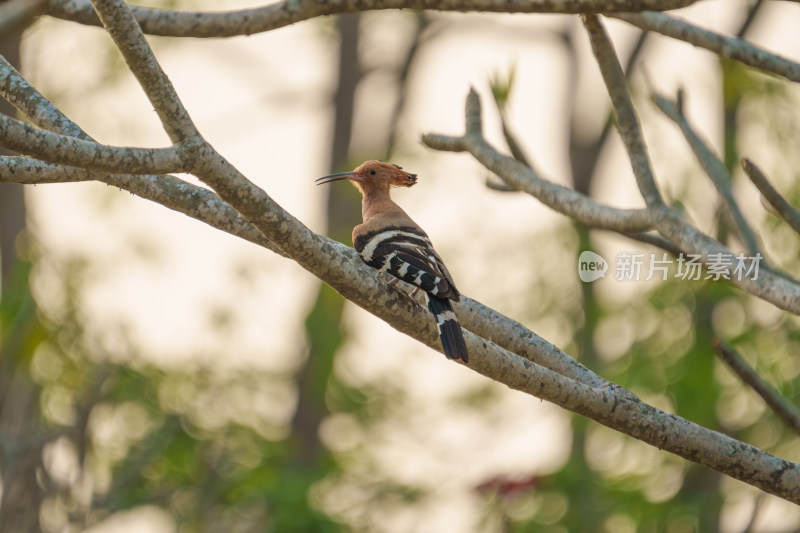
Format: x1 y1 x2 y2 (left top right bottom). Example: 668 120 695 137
316 160 469 363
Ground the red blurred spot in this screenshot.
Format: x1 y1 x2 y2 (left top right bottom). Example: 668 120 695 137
475 474 541 498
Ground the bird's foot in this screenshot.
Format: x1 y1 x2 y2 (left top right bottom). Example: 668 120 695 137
383 276 423 306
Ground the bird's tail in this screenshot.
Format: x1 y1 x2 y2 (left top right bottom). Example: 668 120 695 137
427 296 469 363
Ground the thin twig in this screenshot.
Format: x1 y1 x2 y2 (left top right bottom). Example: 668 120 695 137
621 231 682 256
489 69 532 167
741 158 800 236
652 91 761 256
736 0 764 39
485 178 518 192
582 14 663 208
714 340 800 437
499 117 531 167
384 12 429 160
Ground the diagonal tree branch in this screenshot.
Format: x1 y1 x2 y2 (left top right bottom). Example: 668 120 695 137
742 158 800 236
455 295 613 391
485 34 682 258
652 90 761 256
89 0 197 143
423 88 800 314
423 90 654 233
0 56 90 139
614 11 800 83
583 14 663 208
50 0 699 38
715 340 800 437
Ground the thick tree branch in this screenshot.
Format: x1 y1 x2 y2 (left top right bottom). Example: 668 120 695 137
652 91 761 255
0 157 93 183
614 11 800 83
50 0 698 38
455 295 612 390
742 158 800 236
583 14 663 207
0 57 87 139
0 113 185 174
654 210 800 312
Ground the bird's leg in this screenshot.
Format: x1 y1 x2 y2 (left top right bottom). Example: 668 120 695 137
380 274 422 306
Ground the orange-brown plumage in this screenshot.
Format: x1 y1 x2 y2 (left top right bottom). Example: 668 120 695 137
316 161 468 362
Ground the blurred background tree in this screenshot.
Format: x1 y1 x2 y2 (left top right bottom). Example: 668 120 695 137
2 1 800 532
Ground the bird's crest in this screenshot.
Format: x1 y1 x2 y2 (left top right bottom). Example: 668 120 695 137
388 163 417 188
355 160 418 188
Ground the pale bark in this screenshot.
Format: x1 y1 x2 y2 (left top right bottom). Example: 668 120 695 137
48 0 699 38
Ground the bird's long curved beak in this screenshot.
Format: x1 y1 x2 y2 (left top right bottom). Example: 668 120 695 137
315 171 362 186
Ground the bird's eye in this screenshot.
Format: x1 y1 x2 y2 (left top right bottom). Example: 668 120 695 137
369 169 376 176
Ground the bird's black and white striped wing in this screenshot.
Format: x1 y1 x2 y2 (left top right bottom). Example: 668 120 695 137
354 226 459 301
355 225 468 362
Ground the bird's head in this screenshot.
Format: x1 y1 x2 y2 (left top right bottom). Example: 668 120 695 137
315 160 418 192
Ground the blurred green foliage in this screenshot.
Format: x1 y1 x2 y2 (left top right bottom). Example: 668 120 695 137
1 253 346 532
